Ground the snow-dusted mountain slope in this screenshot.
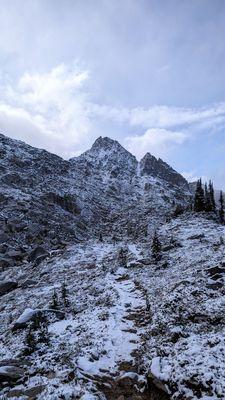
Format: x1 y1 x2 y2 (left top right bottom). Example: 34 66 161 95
1 133 224 399
0 134 191 258
1 213 225 399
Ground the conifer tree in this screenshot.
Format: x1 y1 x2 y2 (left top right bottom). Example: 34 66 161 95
204 183 212 212
219 190 224 224
209 180 216 212
61 280 69 307
50 289 59 310
194 179 205 212
38 321 50 345
24 324 37 355
118 247 127 267
151 230 161 260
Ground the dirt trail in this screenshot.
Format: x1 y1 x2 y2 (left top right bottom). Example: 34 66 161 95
99 266 170 399
77 245 170 399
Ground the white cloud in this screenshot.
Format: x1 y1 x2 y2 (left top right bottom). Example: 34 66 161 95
92 103 225 131
0 62 225 161
124 128 187 160
0 63 92 157
128 104 225 129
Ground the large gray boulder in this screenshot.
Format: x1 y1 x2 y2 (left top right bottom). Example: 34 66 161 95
12 308 65 330
0 257 14 270
12 308 37 330
6 249 25 262
0 365 24 382
0 280 18 296
27 246 49 263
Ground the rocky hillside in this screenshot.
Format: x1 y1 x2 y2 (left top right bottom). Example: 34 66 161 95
1 133 224 400
0 134 191 270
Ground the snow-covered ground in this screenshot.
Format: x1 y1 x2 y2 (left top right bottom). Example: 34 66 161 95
1 213 225 399
0 241 149 398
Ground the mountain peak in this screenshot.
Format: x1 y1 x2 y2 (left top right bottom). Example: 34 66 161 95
81 135 137 163
72 135 137 178
92 136 118 149
91 136 125 154
140 152 188 188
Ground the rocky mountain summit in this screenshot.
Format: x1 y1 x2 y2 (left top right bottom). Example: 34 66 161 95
139 153 188 189
0 134 191 262
1 133 224 400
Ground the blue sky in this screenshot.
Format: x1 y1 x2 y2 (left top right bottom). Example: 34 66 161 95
0 0 225 187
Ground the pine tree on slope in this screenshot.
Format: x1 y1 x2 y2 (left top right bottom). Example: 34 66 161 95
194 179 205 212
50 289 59 310
151 230 161 260
204 183 212 212
219 191 225 224
61 280 69 307
209 180 216 212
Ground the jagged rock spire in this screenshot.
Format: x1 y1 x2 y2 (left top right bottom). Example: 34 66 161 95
140 152 188 188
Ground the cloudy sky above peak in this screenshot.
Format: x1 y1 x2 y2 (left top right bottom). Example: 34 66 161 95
0 0 225 187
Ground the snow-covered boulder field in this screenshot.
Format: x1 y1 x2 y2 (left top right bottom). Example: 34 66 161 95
0 213 225 399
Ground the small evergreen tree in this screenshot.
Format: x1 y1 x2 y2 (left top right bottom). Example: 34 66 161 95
173 205 184 217
118 248 127 267
204 183 212 212
194 179 205 212
61 280 69 307
151 231 161 260
50 289 59 310
145 226 148 237
99 232 103 242
24 324 37 355
33 312 43 328
37 321 50 345
209 180 216 212
219 190 224 224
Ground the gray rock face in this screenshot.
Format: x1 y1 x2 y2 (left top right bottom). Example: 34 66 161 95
140 152 188 189
0 133 191 253
0 280 17 296
72 136 138 179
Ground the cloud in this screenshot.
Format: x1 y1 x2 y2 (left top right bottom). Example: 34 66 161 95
124 128 188 160
128 104 225 129
0 62 225 163
0 63 92 158
91 103 225 131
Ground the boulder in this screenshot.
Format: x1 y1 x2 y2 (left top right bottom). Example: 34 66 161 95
20 279 37 288
0 232 10 243
148 357 171 397
0 281 18 296
0 243 9 253
8 385 45 398
6 250 25 262
0 365 24 382
207 265 225 277
0 257 14 269
12 308 65 330
12 308 37 330
27 246 49 263
34 254 49 266
188 233 205 240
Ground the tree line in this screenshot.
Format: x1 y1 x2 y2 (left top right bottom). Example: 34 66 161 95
194 179 224 224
